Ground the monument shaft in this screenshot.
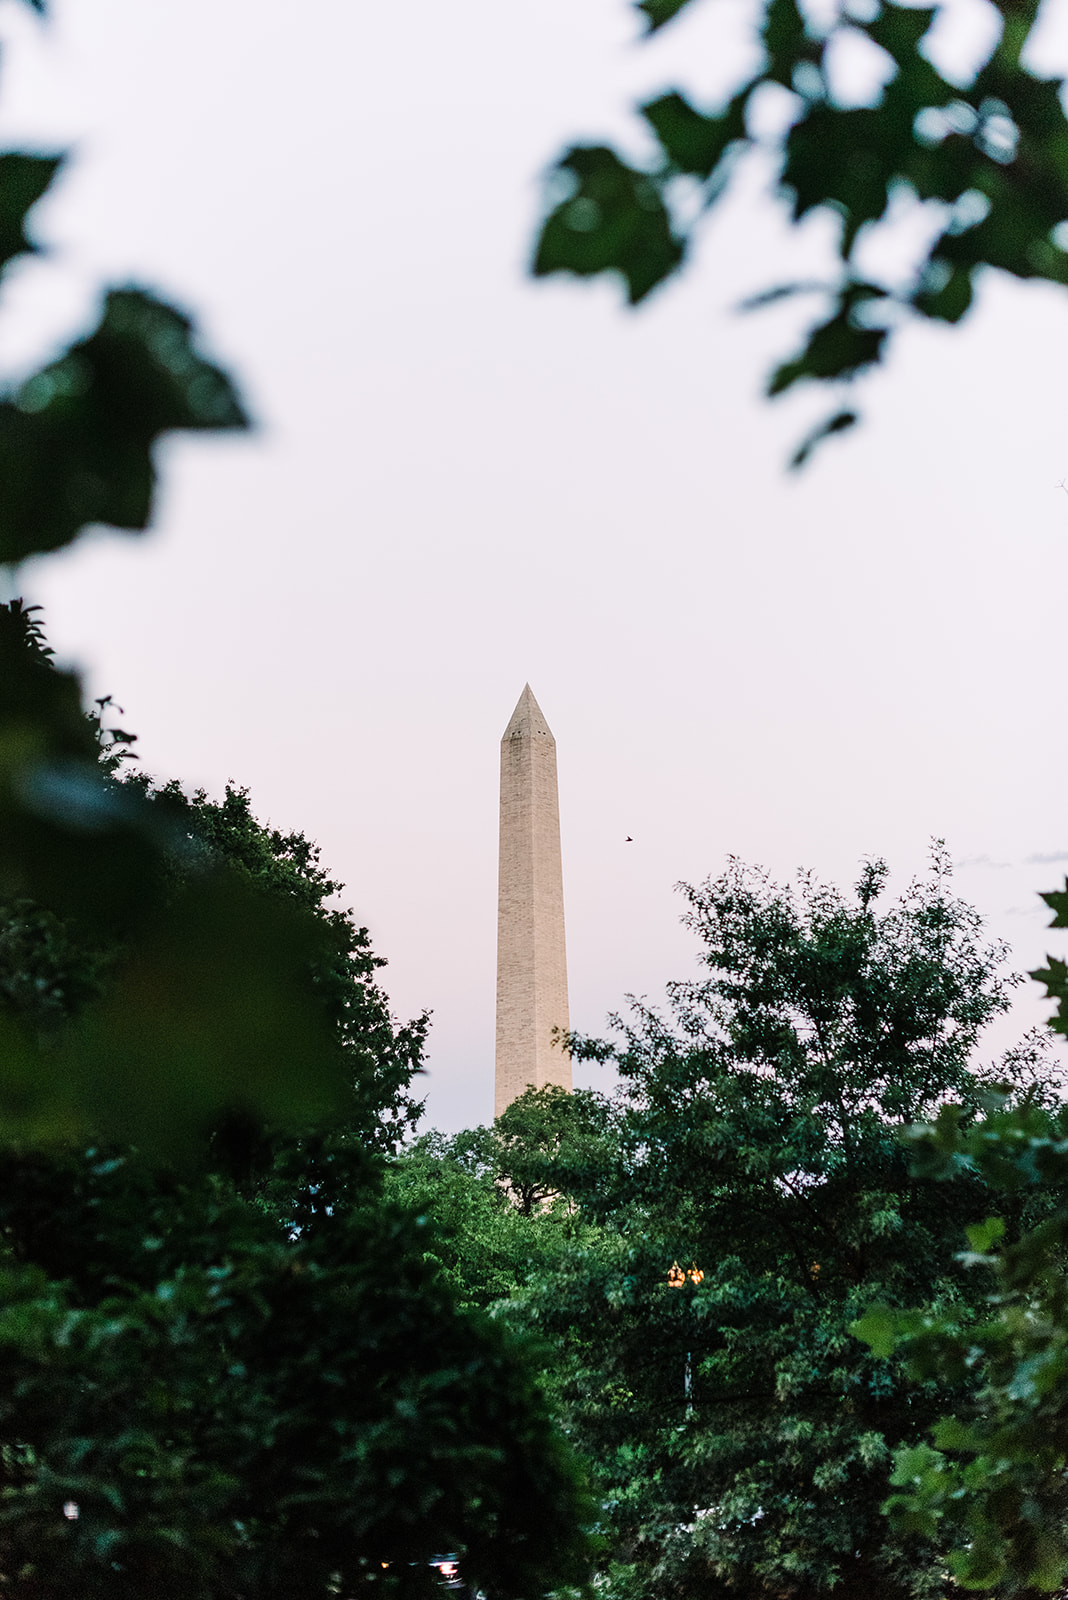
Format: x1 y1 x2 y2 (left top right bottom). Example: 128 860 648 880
494 685 571 1118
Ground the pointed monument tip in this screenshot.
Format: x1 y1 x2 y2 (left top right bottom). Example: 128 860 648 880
503 683 553 740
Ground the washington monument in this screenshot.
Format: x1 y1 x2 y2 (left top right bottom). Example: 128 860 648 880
494 685 572 1118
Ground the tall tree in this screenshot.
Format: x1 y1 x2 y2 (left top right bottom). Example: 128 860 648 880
516 852 1056 1598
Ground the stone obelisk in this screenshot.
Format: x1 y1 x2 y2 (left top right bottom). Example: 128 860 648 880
494 685 571 1118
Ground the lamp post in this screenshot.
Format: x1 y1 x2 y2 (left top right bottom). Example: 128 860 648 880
666 1261 703 1417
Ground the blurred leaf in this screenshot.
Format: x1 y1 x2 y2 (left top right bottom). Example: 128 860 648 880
770 308 886 395
0 154 63 278
533 0 1068 462
738 280 825 310
789 407 858 468
852 1304 901 1359
0 288 248 564
636 0 695 31
964 1215 1005 1253
56 873 346 1158
641 89 748 179
534 146 683 304
914 258 975 322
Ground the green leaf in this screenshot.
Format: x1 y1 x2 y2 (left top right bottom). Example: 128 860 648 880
738 281 824 310
0 601 169 934
964 1216 1005 1253
932 1415 976 1450
641 90 749 180
1040 882 1068 928
636 0 694 32
534 147 684 305
851 1303 900 1358
888 1441 947 1489
56 872 346 1158
0 287 249 564
1031 955 1068 1035
0 154 64 278
951 1532 1007 1589
769 307 886 395
789 407 858 469
914 259 974 323
783 106 899 246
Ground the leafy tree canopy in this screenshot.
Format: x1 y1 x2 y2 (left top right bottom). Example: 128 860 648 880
482 852 1059 1599
855 1090 1068 1595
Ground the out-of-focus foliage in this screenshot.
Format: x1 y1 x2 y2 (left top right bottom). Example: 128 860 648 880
533 0 1068 461
0 603 345 1156
133 778 429 1157
456 853 1057 1599
854 1093 1068 1595
0 1 597 1588
0 287 248 562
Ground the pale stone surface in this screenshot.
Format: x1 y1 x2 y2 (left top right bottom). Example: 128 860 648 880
494 684 572 1118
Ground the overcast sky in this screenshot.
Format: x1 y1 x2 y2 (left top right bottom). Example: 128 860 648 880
4 0 1068 1129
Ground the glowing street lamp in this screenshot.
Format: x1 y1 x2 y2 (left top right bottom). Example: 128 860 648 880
666 1260 704 1416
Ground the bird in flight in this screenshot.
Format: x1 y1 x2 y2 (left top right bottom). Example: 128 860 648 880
625 836 633 842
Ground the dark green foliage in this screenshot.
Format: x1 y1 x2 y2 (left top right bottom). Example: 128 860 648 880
636 0 696 33
476 1084 616 1216
0 288 248 564
0 154 62 278
641 91 747 181
534 146 683 305
385 1119 585 1312
533 0 1068 459
502 853 1052 1598
854 1097 1068 1594
0 691 594 1591
790 407 858 470
0 609 348 1157
1031 879 1068 1042
0 899 110 1035
138 780 429 1157
0 1149 594 1599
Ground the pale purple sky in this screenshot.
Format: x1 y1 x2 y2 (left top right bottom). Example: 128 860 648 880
4 0 1068 1128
